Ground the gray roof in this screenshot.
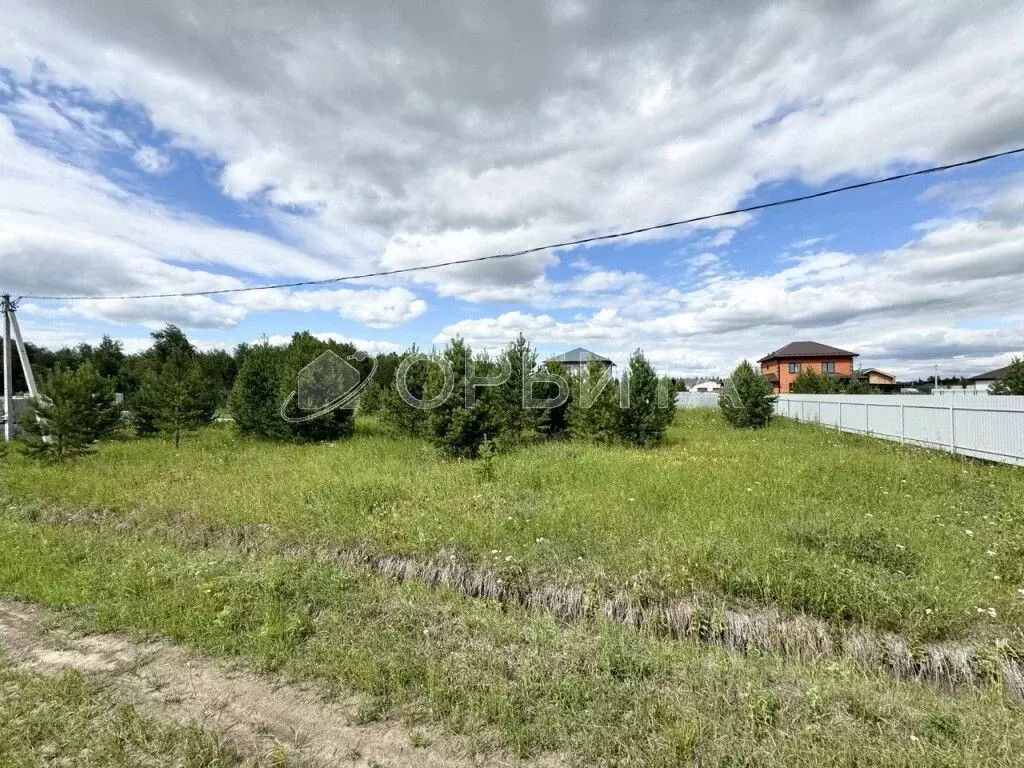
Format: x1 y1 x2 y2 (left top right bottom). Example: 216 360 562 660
968 364 1012 382
545 347 612 364
758 341 857 363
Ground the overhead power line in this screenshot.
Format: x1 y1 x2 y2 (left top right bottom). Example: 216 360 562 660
18 145 1024 303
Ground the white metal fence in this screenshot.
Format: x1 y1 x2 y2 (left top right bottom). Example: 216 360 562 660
675 392 720 408
776 394 1024 466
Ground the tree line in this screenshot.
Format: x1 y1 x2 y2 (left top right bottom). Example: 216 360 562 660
11 327 678 461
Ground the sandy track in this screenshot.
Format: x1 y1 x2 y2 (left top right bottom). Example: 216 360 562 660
0 599 544 768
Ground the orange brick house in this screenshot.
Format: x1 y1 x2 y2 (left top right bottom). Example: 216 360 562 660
758 341 857 393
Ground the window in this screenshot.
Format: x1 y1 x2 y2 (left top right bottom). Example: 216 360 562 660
822 361 836 373
788 362 801 373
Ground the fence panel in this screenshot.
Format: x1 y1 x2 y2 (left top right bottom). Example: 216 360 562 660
776 394 1024 466
675 392 720 409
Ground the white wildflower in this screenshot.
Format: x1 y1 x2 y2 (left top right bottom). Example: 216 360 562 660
986 607 997 618
986 550 996 556
965 529 973 536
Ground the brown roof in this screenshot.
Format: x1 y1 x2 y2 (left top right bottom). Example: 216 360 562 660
762 372 779 383
758 341 858 363
968 364 1012 382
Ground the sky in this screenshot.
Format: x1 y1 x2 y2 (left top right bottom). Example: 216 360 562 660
2 0 1023 380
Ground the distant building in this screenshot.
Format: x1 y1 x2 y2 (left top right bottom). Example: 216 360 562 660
692 380 722 393
544 347 614 374
857 368 898 392
965 364 1014 393
758 341 858 393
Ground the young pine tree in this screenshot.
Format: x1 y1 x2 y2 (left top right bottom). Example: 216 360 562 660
719 360 777 429
137 350 217 448
536 360 572 438
425 338 493 458
568 360 620 442
989 358 1024 395
380 345 431 437
618 350 675 446
492 333 541 445
279 331 354 441
20 363 118 462
228 342 289 439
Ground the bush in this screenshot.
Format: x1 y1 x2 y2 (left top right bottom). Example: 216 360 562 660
789 369 876 394
618 349 675 446
720 360 777 429
989 358 1024 395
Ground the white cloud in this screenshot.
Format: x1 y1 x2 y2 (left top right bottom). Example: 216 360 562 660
2 0 1022 303
438 183 1024 377
262 332 403 355
228 287 427 328
132 145 172 174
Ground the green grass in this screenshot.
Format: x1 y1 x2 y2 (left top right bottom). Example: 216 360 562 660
0 655 251 767
3 411 1022 642
1 518 1022 767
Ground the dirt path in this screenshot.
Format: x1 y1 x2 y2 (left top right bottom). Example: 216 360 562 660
0 599 541 768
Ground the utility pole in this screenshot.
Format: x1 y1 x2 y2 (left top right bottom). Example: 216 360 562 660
2 294 39 442
3 294 13 442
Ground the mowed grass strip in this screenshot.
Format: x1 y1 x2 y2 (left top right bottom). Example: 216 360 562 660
3 411 1023 641
1 519 1023 767
0 658 253 768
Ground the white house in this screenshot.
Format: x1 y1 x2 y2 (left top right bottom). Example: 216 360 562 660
693 380 722 393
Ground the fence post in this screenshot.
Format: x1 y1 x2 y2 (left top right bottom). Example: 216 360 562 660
899 403 905 444
838 401 842 431
864 401 870 436
949 402 956 455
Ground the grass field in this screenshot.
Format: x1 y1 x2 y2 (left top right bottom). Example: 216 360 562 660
2 410 1023 766
3 411 1023 642
0 658 251 767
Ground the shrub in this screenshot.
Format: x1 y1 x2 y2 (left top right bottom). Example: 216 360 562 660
720 360 777 428
618 349 675 446
789 369 876 394
989 358 1024 395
